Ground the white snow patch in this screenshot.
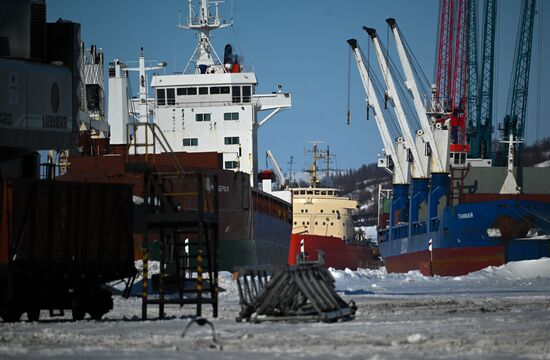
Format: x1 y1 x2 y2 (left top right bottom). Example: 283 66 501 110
330 258 550 295
534 159 550 167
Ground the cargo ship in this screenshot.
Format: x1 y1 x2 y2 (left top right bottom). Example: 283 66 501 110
287 143 379 269
348 7 550 276
377 153 550 276
60 0 293 271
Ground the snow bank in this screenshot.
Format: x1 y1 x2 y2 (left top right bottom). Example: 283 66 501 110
473 257 550 280
112 258 550 300
330 258 550 295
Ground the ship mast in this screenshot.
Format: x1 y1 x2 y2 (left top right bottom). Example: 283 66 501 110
178 0 230 72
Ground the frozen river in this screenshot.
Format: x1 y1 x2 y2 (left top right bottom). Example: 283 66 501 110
2 259 550 359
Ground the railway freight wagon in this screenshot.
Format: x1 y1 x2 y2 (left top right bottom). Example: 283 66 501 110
0 179 136 322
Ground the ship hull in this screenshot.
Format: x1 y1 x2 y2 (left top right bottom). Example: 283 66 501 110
219 211 291 270
288 233 377 270
379 198 550 276
58 153 292 271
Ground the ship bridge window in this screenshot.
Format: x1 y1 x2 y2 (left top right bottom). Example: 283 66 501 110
293 191 299 195
321 191 327 195
450 151 467 165
307 190 313 195
199 87 208 95
224 112 239 121
177 88 186 96
220 86 230 94
224 136 239 145
157 89 166 106
243 86 251 102
328 191 333 195
210 87 220 94
314 190 320 195
232 86 241 103
196 113 211 122
187 87 197 95
300 190 305 195
166 88 175 105
183 138 198 146
225 161 238 169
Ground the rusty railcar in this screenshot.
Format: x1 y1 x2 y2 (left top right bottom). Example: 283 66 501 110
0 179 135 322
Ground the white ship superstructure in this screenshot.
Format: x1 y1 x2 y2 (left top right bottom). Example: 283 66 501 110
110 0 291 186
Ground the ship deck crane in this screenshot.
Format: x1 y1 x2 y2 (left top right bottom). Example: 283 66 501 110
364 27 429 180
385 18 452 226
348 38 410 229
386 18 450 174
347 39 409 185
266 150 286 188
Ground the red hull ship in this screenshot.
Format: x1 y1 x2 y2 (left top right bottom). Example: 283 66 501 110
288 234 378 269
286 144 379 270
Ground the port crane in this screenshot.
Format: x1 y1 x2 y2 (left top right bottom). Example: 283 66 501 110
435 0 472 165
500 0 537 166
471 0 498 159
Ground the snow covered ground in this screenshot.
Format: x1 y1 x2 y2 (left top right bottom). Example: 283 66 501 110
2 259 550 359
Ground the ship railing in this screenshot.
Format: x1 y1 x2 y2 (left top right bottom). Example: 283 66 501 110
429 218 441 232
126 122 184 174
411 221 428 236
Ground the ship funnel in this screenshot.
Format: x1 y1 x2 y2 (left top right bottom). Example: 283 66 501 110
224 44 233 65
363 27 377 39
346 39 358 49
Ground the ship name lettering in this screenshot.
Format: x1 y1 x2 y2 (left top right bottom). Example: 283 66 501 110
43 115 68 129
457 212 474 219
218 185 230 192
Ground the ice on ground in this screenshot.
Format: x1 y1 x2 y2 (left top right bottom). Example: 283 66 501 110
3 258 550 359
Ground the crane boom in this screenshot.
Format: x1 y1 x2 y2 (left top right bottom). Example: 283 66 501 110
466 0 479 156
364 27 428 179
503 0 537 142
474 0 498 159
266 150 286 187
450 0 469 149
386 18 449 173
347 39 409 185
435 0 455 112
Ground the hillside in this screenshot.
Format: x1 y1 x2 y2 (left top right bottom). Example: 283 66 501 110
330 138 550 227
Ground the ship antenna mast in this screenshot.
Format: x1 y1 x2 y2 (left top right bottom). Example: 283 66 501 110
178 0 230 73
287 156 294 186
305 141 325 188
